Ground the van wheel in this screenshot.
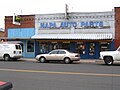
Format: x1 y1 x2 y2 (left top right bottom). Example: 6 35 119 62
4 55 10 61
104 57 113 65
64 58 71 64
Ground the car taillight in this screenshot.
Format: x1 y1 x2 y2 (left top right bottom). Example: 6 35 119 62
75 55 79 57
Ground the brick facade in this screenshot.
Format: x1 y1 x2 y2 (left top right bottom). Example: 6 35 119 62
5 15 35 37
0 31 5 37
115 7 120 48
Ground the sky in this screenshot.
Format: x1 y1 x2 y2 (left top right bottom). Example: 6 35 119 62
0 0 120 29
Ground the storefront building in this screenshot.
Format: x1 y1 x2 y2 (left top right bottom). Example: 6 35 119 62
5 7 120 59
32 11 114 59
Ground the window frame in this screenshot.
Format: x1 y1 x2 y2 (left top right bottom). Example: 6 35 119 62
26 40 35 53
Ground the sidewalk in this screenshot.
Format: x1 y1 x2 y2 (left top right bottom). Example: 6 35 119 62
19 58 104 64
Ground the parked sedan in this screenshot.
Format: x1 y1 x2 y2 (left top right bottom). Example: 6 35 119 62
36 49 80 64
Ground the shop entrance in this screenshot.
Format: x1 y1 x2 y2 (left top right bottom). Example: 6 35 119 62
76 42 97 59
88 42 96 58
87 42 100 59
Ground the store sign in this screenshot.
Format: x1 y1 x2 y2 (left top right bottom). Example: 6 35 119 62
80 21 103 27
39 21 108 29
40 22 77 28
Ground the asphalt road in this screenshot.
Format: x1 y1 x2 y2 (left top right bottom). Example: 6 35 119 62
0 60 120 90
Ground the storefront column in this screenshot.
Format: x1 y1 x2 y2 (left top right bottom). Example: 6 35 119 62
95 42 99 59
35 41 39 56
70 42 76 52
21 40 26 58
110 40 115 50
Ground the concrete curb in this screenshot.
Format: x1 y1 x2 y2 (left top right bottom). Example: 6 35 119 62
19 58 104 64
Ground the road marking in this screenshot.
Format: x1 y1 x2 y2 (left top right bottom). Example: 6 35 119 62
0 68 120 77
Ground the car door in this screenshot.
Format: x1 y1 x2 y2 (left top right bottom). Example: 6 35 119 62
57 50 66 60
46 50 58 60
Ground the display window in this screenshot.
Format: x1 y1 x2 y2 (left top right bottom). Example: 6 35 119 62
62 42 70 50
76 42 86 54
27 40 34 52
39 42 49 54
89 43 95 55
53 43 59 49
51 42 70 50
99 42 110 51
39 42 70 54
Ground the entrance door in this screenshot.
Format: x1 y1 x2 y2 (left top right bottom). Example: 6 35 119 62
88 42 96 59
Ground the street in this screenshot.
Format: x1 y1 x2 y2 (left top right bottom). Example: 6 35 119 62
0 60 120 90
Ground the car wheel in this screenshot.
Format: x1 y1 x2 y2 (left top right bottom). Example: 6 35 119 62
39 57 46 63
64 58 71 64
104 57 113 65
4 55 10 61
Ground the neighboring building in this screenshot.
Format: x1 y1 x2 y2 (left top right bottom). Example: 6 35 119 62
0 28 5 42
0 31 5 37
115 7 120 49
5 15 37 58
4 7 120 59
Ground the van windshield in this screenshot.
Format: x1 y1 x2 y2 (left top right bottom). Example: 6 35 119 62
15 45 21 50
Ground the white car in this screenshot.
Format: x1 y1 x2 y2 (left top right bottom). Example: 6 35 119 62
36 49 80 64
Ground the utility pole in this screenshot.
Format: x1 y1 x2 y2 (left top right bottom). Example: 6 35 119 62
65 4 69 20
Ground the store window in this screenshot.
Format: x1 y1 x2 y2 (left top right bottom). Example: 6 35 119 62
89 43 95 55
53 43 59 49
76 42 86 54
99 42 110 51
50 42 70 50
27 41 34 52
61 42 70 50
39 42 49 54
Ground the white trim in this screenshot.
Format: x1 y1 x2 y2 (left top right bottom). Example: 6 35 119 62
31 33 112 40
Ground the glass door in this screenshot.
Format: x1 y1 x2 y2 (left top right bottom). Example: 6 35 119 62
89 42 96 59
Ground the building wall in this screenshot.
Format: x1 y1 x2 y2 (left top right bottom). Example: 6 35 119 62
115 7 120 49
0 31 5 41
35 12 115 37
5 15 36 58
8 28 35 38
0 31 5 37
5 15 35 37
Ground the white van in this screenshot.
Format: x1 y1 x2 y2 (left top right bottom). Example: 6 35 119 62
0 43 22 61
